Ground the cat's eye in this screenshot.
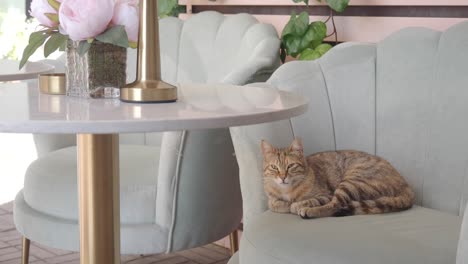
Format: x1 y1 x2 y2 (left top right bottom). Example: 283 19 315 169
287 163 297 170
270 165 279 171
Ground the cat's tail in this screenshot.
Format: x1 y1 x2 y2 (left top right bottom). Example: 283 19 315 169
349 186 415 215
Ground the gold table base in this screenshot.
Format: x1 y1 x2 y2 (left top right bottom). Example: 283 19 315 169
229 230 239 255
75 134 239 264
78 134 120 264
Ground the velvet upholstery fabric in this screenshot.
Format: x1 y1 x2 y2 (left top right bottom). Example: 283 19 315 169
23 145 159 224
239 207 460 264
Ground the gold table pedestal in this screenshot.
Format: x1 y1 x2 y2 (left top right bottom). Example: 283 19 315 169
77 134 120 264
229 230 239 255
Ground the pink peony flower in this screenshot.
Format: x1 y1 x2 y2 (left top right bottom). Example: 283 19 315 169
30 0 58 27
59 0 115 41
112 0 139 42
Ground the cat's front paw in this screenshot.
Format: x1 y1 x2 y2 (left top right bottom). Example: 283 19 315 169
290 202 301 214
269 204 290 214
298 207 317 219
269 199 291 214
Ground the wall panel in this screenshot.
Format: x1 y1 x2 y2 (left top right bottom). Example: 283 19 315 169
181 0 468 6
180 0 468 43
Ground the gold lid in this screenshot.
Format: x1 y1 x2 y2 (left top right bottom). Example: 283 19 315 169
39 73 66 95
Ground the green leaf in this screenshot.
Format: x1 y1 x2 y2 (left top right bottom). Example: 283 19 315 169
47 0 60 11
281 12 296 38
175 5 186 17
95 25 129 48
158 0 178 18
326 0 349 12
19 31 49 69
300 21 327 51
299 48 322 61
310 21 327 37
315 43 332 55
59 40 66 51
78 41 91 56
310 21 327 48
297 12 310 33
292 0 309 4
44 33 67 57
283 35 302 57
281 11 309 38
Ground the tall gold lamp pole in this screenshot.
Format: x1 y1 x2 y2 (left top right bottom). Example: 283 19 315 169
120 0 177 103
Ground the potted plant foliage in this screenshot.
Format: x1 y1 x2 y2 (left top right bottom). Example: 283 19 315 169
158 0 183 17
281 0 349 62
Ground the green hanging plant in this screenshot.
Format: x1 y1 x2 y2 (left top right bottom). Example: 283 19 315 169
158 0 184 18
292 0 349 12
280 0 349 62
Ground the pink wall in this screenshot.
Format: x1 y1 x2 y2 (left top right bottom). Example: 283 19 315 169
180 0 468 43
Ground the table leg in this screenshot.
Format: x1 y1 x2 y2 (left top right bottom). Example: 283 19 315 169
229 230 239 255
77 134 120 264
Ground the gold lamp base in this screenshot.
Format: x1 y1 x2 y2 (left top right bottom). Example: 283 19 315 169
120 0 178 104
120 80 177 103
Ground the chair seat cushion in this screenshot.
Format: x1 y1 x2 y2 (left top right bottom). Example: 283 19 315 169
23 145 159 224
228 252 239 264
240 206 461 264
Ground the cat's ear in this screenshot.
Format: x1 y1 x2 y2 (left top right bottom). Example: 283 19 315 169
289 138 304 154
261 140 275 155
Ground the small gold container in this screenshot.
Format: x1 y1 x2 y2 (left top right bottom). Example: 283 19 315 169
39 73 66 95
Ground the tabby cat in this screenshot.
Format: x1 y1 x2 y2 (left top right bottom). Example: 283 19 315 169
261 139 414 219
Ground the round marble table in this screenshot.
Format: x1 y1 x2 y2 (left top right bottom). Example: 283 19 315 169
0 80 308 264
0 60 54 82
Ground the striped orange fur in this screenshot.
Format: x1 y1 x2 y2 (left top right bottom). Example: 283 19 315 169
261 139 414 219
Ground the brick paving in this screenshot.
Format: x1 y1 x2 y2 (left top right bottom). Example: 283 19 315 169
0 202 231 264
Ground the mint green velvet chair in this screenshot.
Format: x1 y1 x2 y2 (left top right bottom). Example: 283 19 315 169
229 21 468 264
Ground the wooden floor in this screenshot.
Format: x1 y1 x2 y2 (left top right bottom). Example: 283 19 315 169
0 202 231 264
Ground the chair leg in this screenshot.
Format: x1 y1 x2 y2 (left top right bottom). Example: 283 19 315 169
22 237 30 264
229 230 239 255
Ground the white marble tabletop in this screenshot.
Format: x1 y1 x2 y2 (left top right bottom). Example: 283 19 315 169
0 60 55 82
0 81 308 134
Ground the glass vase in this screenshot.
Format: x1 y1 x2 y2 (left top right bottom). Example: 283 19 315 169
66 40 126 98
